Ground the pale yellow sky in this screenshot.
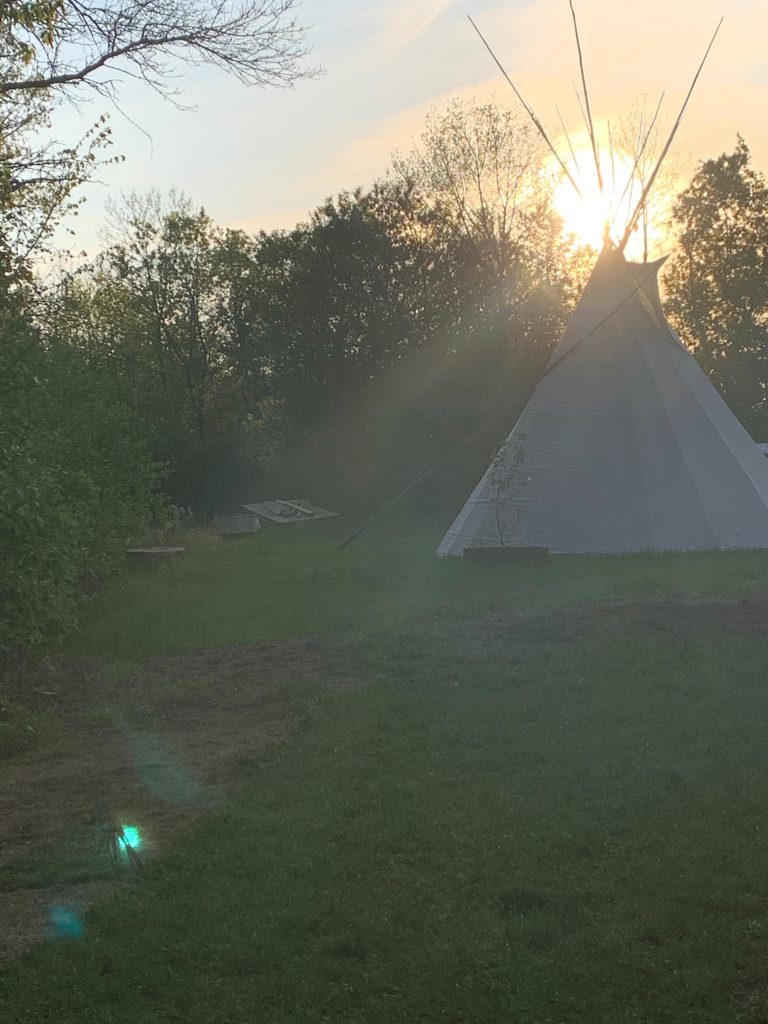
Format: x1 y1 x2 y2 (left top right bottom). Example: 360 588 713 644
51 0 768 254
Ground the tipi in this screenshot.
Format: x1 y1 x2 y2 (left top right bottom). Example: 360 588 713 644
438 245 768 555
341 11 768 556
438 12 768 556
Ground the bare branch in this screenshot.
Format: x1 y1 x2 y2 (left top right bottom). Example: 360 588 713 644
0 0 319 99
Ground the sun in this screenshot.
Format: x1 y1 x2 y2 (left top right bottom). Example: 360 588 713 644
550 146 667 260
553 166 616 251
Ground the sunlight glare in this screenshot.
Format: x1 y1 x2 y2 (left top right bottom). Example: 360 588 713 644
550 146 665 259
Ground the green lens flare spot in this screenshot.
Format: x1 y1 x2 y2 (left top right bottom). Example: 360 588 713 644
118 825 142 860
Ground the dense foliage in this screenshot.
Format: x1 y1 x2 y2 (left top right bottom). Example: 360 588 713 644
0 88 156 656
0 338 156 655
665 139 768 436
0 0 311 660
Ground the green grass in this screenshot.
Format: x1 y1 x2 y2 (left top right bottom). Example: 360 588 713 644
0 697 54 760
67 526 768 659
0 825 117 892
5 530 768 1021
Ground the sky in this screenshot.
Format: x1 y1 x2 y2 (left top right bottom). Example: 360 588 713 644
51 0 768 256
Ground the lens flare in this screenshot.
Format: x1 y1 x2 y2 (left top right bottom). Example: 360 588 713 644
118 824 143 861
48 904 84 940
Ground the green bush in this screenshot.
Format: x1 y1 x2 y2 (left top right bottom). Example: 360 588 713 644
0 336 156 659
0 443 83 653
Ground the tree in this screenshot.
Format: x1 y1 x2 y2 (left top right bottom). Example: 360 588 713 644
237 186 437 446
0 0 316 294
60 191 252 510
394 99 542 276
0 0 315 101
0 109 114 295
393 99 578 361
0 0 318 661
102 192 226 442
665 139 768 435
612 97 681 261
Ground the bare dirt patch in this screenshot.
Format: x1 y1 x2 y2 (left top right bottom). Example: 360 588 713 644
456 595 768 656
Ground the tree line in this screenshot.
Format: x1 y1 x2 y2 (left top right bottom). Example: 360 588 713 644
2 2 768 662
47 114 581 516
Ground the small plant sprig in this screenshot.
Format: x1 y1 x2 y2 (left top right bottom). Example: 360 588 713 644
488 432 528 548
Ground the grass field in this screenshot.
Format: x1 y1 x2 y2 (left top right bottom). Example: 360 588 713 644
3 527 768 1022
65 525 768 658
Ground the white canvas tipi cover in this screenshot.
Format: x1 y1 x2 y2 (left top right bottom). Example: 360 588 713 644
438 246 768 555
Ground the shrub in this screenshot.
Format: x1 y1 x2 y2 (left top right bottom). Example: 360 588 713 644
0 338 156 659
